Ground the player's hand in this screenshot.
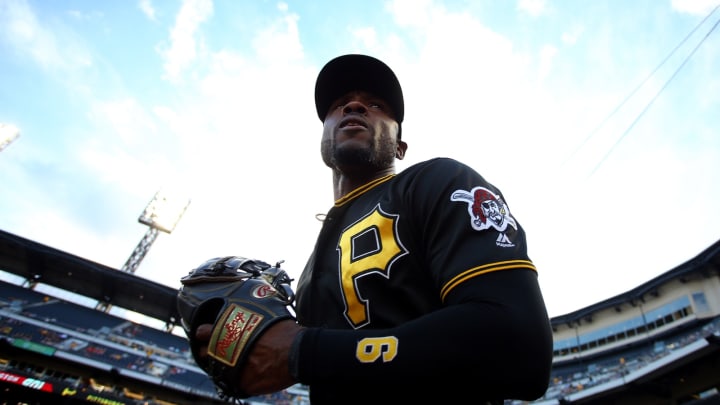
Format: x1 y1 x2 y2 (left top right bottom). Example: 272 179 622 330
195 319 302 395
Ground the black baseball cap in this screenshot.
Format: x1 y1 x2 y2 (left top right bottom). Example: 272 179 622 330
314 54 404 126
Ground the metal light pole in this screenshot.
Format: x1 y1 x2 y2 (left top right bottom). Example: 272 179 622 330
0 123 20 152
96 189 191 312
121 190 191 274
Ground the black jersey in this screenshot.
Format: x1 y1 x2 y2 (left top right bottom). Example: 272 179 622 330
296 157 534 328
292 157 550 404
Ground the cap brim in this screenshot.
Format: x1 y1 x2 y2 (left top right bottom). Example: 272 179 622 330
314 54 404 123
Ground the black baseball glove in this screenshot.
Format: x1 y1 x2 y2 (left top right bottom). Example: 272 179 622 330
176 256 295 401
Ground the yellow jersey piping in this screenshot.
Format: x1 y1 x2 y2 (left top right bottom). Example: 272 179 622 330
440 260 537 302
335 174 396 206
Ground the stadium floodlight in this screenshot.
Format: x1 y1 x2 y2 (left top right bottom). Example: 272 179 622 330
0 123 20 152
138 189 192 234
97 190 191 312
122 189 191 274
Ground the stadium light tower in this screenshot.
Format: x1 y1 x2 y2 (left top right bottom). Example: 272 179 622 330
96 189 190 312
122 189 191 274
0 123 20 152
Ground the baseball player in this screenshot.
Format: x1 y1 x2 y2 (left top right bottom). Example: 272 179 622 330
191 54 553 404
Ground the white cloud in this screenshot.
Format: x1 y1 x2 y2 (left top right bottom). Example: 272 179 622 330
158 0 213 82
0 0 91 71
64 97 185 210
66 9 103 21
139 0 157 21
387 0 434 28
351 26 379 49
90 98 157 145
671 0 720 15
383 5 534 166
538 44 558 82
561 24 584 45
517 0 548 17
251 12 304 63
130 7 336 283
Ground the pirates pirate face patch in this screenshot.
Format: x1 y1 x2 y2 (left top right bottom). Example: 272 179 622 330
450 186 517 232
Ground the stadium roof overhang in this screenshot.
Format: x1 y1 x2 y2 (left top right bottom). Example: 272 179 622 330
551 237 720 326
0 229 181 327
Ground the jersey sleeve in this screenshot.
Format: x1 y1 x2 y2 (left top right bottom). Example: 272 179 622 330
402 157 535 300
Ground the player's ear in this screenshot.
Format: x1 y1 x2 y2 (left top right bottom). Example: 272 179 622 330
396 140 407 160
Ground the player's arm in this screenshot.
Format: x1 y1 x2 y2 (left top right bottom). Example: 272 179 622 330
293 267 553 400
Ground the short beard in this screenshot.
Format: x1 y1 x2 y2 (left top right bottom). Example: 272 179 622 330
326 138 397 173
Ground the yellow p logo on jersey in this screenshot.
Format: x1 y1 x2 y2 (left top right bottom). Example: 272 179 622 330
356 336 398 363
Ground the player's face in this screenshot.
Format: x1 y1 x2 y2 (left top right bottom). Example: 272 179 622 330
321 90 404 174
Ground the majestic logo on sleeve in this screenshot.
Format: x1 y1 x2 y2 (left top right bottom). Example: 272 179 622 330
451 187 518 238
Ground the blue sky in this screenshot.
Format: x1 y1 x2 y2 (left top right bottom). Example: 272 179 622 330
1 0 719 319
